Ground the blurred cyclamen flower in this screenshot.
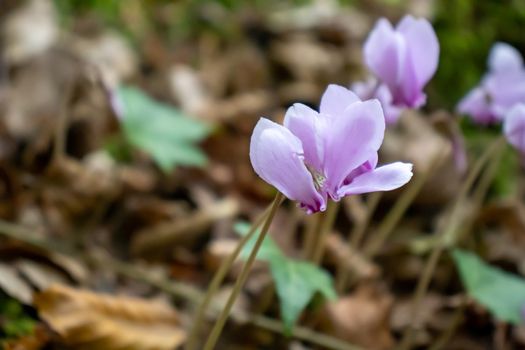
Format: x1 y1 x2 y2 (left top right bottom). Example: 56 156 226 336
352 78 402 125
503 103 525 153
458 43 525 125
249 85 413 214
363 15 439 109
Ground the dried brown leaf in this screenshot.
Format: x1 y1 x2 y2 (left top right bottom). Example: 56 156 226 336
0 262 33 304
34 284 186 350
319 285 394 350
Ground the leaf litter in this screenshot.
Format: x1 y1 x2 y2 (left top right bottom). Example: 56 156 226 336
0 0 525 349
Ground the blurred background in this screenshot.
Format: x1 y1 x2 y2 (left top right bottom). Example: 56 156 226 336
1 0 525 349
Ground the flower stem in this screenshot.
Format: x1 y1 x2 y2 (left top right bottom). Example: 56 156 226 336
336 192 381 293
202 192 283 350
397 137 506 350
185 195 282 350
312 201 340 264
364 148 445 258
302 214 322 259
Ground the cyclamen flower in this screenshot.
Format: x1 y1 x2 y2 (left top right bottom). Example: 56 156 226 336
249 85 413 214
352 78 402 125
363 15 439 109
458 43 525 125
503 103 525 153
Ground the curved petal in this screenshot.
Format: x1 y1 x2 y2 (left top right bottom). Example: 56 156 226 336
283 103 324 171
351 78 378 101
376 84 403 124
337 162 413 197
250 118 326 213
486 73 525 119
397 15 439 88
503 103 525 153
364 18 401 90
396 50 426 107
344 152 378 184
488 42 523 73
457 86 494 124
323 99 386 198
319 84 360 117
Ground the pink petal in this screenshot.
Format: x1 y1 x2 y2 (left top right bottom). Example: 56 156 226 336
283 103 325 171
504 104 525 153
337 162 413 197
457 86 494 124
486 73 525 119
319 84 360 117
250 118 326 213
488 42 523 73
397 15 439 89
364 18 401 91
323 99 385 198
396 51 426 107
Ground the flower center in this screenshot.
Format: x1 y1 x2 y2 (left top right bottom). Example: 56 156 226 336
305 163 326 192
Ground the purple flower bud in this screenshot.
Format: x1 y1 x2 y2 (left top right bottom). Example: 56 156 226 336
363 15 439 109
249 84 413 214
503 103 525 153
458 43 525 125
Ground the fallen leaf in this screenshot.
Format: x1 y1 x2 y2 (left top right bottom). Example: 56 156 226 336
34 284 186 350
0 262 33 304
320 285 394 350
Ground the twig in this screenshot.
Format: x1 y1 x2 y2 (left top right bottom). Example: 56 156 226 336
132 198 239 256
0 218 364 350
52 79 75 165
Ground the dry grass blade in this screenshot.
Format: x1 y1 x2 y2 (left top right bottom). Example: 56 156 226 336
34 284 186 350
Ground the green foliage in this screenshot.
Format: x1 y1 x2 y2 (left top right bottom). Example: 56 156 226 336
430 0 525 110
270 255 336 332
116 86 210 172
0 296 36 340
453 249 525 324
234 221 336 333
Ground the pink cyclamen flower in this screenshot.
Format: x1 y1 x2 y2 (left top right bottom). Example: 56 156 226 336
458 43 525 125
503 103 525 153
352 78 402 125
363 15 439 109
249 84 413 214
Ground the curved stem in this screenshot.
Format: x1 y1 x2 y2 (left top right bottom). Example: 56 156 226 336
303 214 322 259
336 193 381 293
364 148 445 258
312 201 340 264
202 193 283 350
186 196 281 350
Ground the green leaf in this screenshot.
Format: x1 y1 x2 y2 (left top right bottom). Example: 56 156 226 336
452 248 525 324
233 221 283 261
0 296 36 339
270 257 336 333
234 221 337 333
116 86 210 172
